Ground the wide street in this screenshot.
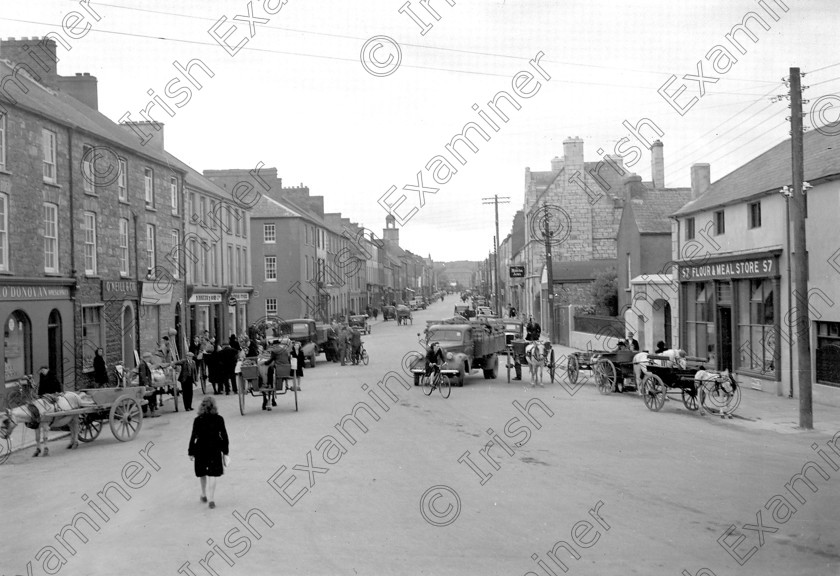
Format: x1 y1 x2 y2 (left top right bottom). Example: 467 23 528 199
1 296 839 576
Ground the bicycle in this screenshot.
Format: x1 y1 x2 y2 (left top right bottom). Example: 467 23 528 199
422 363 451 399
360 342 369 366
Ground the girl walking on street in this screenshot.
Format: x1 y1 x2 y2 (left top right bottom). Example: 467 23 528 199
188 396 229 509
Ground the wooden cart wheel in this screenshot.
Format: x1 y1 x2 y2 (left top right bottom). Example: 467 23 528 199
594 359 616 394
238 376 246 416
109 396 143 442
78 413 103 443
642 374 667 412
682 387 699 411
548 349 556 383
567 355 579 385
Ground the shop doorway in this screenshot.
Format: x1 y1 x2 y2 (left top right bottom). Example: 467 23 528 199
48 309 63 383
122 304 135 370
718 306 733 370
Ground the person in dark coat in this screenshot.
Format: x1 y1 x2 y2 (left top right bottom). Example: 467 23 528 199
229 334 241 352
247 338 260 358
171 352 198 411
188 396 229 509
289 340 305 392
93 348 109 386
37 366 62 396
218 345 239 395
350 328 362 365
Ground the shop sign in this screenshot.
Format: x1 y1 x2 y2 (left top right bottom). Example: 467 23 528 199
102 280 139 300
679 256 776 281
189 293 223 304
141 281 174 305
509 266 526 278
228 296 238 306
0 284 70 301
231 292 250 302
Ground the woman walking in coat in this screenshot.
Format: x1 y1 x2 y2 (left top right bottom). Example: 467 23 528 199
188 396 229 509
93 348 109 386
289 340 304 392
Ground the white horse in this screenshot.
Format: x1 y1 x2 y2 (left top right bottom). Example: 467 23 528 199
525 341 549 387
0 392 85 457
694 369 736 418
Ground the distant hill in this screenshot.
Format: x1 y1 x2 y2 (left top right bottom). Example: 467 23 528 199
437 261 479 288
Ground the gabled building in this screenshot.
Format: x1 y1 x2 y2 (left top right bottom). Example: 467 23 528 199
522 137 630 330
671 129 840 398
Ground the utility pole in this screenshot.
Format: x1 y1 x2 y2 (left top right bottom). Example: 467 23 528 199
789 67 812 429
543 202 555 334
483 195 510 316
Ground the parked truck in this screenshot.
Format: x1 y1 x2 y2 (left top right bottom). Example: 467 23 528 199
252 318 331 367
412 317 506 386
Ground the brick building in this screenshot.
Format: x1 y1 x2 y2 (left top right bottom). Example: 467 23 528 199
0 38 186 402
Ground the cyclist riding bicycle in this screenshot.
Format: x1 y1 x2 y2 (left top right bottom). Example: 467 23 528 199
425 342 446 376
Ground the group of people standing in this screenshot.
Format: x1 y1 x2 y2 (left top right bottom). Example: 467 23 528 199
326 323 364 366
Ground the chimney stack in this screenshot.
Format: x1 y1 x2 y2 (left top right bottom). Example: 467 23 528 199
0 37 60 90
550 156 564 171
650 140 664 188
562 136 584 175
623 174 645 201
58 72 98 110
690 164 711 200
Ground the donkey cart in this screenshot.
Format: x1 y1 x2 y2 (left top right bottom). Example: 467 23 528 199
640 360 740 417
507 340 556 383
237 358 298 415
54 386 146 444
586 350 638 394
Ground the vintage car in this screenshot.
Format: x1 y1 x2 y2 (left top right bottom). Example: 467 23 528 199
349 314 371 335
454 304 475 319
476 306 494 317
382 305 396 320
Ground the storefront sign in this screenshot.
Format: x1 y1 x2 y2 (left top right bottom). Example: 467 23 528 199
189 293 223 304
228 296 238 307
679 256 776 281
102 280 139 300
141 281 174 305
231 292 250 302
0 284 70 301
509 266 525 278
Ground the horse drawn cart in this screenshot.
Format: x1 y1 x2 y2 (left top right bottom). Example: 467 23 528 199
506 339 556 383
640 357 740 416
237 357 298 415
0 385 147 461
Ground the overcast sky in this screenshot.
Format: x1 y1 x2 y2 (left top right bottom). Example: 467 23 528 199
3 0 838 261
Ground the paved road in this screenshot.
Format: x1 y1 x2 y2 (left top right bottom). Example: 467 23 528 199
2 297 839 576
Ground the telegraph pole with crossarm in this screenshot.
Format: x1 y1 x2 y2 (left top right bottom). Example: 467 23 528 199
483 195 510 316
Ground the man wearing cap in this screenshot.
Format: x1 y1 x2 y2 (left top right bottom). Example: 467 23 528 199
170 351 198 411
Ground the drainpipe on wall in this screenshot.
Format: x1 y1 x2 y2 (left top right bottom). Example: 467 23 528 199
68 130 77 389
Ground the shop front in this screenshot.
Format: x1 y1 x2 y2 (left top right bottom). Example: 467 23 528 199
188 291 223 343
101 280 139 372
0 278 75 407
230 292 251 338
678 250 782 383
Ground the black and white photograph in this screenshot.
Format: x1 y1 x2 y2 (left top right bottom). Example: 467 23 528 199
0 1 839 574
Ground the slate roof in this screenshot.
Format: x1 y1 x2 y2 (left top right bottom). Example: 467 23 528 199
551 259 617 282
630 186 692 233
673 128 840 216
0 59 182 170
165 153 230 200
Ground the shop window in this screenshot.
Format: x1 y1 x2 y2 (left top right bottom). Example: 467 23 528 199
4 310 32 382
714 210 725 235
82 306 103 372
737 278 775 374
816 322 840 387
685 282 715 363
748 202 761 229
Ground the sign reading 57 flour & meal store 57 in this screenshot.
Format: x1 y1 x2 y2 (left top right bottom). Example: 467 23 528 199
679 253 778 281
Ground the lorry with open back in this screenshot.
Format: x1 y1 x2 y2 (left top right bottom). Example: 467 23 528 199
411 316 507 386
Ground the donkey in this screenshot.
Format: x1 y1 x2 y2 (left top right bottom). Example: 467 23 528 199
525 341 549 387
0 392 83 457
